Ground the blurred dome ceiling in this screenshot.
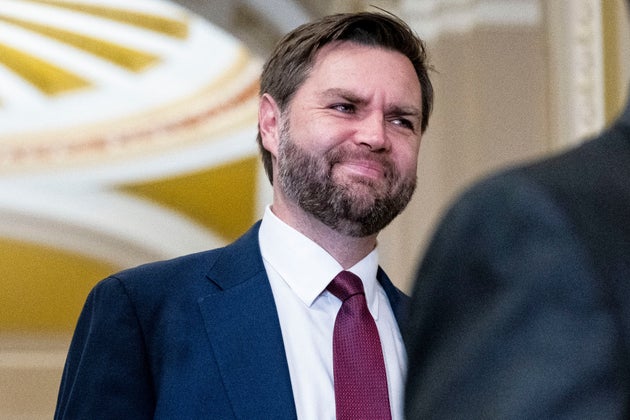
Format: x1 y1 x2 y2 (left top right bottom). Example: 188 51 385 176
0 0 260 176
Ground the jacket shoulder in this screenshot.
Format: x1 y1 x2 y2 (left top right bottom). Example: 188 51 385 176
98 221 264 303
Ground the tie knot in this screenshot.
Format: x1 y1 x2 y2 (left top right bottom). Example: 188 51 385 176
327 271 365 302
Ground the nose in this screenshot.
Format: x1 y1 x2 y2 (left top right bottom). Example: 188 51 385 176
356 112 389 151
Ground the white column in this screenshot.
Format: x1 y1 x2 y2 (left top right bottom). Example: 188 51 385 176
546 0 606 147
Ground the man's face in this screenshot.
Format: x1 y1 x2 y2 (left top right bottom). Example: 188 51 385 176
275 41 423 237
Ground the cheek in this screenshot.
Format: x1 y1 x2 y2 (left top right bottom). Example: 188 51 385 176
291 116 347 151
393 144 420 175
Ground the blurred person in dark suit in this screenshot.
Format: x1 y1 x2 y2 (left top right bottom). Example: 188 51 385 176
405 3 630 418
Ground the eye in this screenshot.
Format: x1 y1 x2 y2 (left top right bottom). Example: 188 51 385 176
391 117 416 132
331 103 355 113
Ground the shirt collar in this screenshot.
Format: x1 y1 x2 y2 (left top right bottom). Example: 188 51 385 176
259 206 381 313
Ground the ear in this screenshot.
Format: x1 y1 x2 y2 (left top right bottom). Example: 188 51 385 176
259 93 282 157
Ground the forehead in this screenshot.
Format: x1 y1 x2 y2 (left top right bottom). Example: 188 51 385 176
299 41 422 106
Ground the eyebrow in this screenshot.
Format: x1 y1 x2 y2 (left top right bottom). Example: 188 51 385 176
319 88 422 119
319 88 366 105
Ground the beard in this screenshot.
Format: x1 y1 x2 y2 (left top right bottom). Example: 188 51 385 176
276 121 417 237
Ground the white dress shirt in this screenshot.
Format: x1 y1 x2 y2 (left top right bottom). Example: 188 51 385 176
258 206 406 420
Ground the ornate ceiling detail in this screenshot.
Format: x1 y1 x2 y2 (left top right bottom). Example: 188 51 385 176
398 0 541 40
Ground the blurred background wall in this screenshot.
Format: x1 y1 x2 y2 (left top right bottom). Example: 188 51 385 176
0 0 628 417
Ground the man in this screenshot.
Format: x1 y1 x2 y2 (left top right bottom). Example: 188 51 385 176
405 3 630 418
55 11 433 419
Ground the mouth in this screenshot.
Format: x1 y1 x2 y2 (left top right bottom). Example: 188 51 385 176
334 159 387 181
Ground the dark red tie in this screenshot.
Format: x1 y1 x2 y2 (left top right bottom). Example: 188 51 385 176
327 271 391 420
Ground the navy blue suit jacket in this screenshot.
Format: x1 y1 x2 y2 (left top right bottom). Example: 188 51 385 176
405 115 630 418
56 221 408 419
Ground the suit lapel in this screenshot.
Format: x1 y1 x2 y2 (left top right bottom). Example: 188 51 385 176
198 223 297 419
377 267 410 327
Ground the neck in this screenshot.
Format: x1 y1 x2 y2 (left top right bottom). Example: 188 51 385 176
270 200 378 269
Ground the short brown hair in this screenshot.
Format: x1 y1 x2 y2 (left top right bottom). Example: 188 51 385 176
257 11 434 184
